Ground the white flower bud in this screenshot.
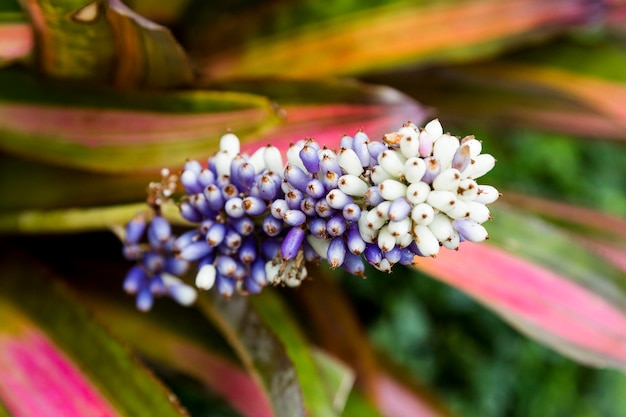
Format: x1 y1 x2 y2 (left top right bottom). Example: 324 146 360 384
306 235 331 259
377 226 396 252
388 217 411 237
338 174 369 196
396 232 414 248
374 258 393 273
467 201 491 223
474 185 500 204
358 211 379 242
379 179 408 201
265 261 281 284
441 230 460 250
249 146 267 173
378 149 406 178
375 200 392 221
338 148 364 176
461 135 482 157
468 154 496 179
457 178 478 200
213 150 233 178
418 129 434 158
411 203 435 225
433 133 460 170
426 190 457 212
432 168 461 191
446 199 471 219
403 157 426 184
413 224 440 257
370 165 392 185
399 127 420 158
287 141 307 172
406 181 430 204
264 145 284 174
196 264 217 290
427 213 455 243
424 119 443 140
219 133 240 156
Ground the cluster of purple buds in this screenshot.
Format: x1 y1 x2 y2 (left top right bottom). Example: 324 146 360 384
121 119 499 310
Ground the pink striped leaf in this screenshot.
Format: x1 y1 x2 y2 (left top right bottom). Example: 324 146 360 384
191 0 610 80
0 12 33 66
0 256 188 417
415 206 626 370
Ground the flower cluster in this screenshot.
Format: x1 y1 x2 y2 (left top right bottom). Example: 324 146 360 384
122 119 499 310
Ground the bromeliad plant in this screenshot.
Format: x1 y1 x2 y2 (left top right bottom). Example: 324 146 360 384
2 1 626 417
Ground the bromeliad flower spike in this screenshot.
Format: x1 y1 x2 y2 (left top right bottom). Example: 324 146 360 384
121 119 499 311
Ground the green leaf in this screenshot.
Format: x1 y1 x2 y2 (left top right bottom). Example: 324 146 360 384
0 68 279 172
196 290 340 417
190 0 602 79
19 0 191 87
0 254 188 417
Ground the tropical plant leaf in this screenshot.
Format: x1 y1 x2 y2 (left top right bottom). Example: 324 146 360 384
19 0 192 87
295 272 457 417
366 37 626 141
0 10 32 66
190 0 606 80
0 254 188 417
415 206 626 370
0 68 278 173
196 290 340 417
205 78 428 154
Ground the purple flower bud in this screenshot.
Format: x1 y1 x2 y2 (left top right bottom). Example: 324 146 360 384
364 186 385 206
326 215 347 237
237 162 256 190
342 252 365 277
364 243 383 266
326 237 347 268
263 215 283 236
222 184 239 201
321 169 339 191
143 252 164 272
284 164 311 192
136 286 154 312
123 265 147 294
216 255 238 277
367 141 386 160
353 131 371 166
388 198 412 221
399 247 417 265
300 196 317 216
179 202 203 223
243 277 263 294
452 143 471 172
230 216 255 236
285 189 304 210
123 244 141 260
175 229 200 251
270 199 289 219
347 223 366 255
342 203 361 222
340 135 353 150
224 228 242 250
261 239 281 259
125 215 146 245
305 179 326 199
383 246 402 264
229 155 246 188
178 240 213 261
198 169 216 187
258 173 280 200
251 257 268 286
239 236 258 264
282 227 305 261
184 159 202 175
320 153 341 175
206 222 227 247
308 217 327 239
283 209 307 226
314 200 334 218
149 275 166 296
300 144 320 174
243 196 267 216
195 193 219 217
225 197 245 218
149 216 171 243
421 156 441 184
204 184 224 211
164 258 189 276
216 275 236 298
181 169 202 194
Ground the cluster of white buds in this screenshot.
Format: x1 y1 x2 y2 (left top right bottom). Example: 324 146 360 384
122 118 499 309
